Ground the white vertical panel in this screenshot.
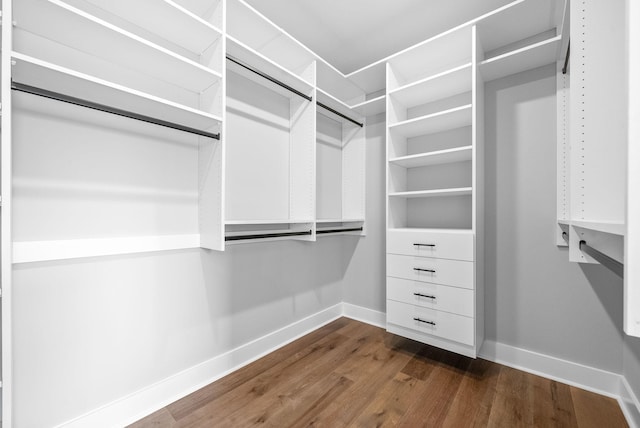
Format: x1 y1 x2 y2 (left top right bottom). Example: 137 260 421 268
316 113 342 220
556 69 570 246
342 122 365 221
625 0 640 337
1 0 13 423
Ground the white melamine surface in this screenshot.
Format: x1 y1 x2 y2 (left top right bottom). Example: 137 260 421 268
82 0 222 55
12 52 222 133
387 228 474 261
389 187 472 199
389 146 472 169
481 35 561 82
390 64 473 110
316 113 343 220
387 277 474 317
389 105 472 138
351 96 386 117
15 0 221 93
387 300 474 346
387 254 474 289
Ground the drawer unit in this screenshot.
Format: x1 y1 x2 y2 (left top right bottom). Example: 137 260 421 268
387 253 474 289
387 229 474 261
387 300 474 346
387 277 474 317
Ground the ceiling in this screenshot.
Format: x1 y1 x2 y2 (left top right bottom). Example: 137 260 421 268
243 0 515 74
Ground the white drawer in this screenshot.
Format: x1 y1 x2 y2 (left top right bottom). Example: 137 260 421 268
387 300 474 346
387 229 474 261
387 254 474 289
387 277 474 317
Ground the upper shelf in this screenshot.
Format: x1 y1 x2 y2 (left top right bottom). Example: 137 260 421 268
388 104 473 139
571 220 626 236
81 0 223 55
351 96 386 117
16 0 221 94
226 36 314 100
481 35 562 82
389 63 473 109
390 146 473 168
389 188 473 198
12 52 222 133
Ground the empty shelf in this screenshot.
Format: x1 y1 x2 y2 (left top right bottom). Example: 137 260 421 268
351 95 386 116
571 220 625 236
12 52 222 133
481 35 562 82
389 188 473 198
390 146 472 168
389 104 472 139
390 63 472 109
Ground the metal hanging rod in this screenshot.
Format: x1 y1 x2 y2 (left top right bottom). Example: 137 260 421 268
11 81 221 140
317 102 363 128
316 227 363 235
579 240 624 278
562 40 570 75
562 231 569 243
225 230 312 242
226 55 312 102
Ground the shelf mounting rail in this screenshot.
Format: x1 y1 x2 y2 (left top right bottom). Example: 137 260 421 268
11 81 221 140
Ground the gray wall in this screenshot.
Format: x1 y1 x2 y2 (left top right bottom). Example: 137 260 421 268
484 64 624 371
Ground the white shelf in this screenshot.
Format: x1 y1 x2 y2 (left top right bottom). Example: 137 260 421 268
17 0 221 93
390 146 472 168
350 95 386 117
388 26 472 87
481 35 562 82
389 188 472 198
558 219 570 226
226 35 313 99
83 0 222 55
346 62 387 97
225 219 313 225
388 227 473 234
13 234 200 264
390 63 472 109
388 104 472 139
571 220 626 236
317 62 366 107
316 219 365 224
12 52 222 133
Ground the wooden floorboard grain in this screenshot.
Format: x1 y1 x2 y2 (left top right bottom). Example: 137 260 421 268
129 318 629 428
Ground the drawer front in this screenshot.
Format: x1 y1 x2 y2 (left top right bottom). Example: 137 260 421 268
387 277 474 317
387 230 474 261
387 254 474 289
387 300 474 346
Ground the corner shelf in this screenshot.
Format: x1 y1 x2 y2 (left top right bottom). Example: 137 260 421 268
388 104 472 138
389 146 472 168
17 0 221 93
350 95 386 116
12 52 222 133
481 35 562 82
82 0 223 55
389 188 472 198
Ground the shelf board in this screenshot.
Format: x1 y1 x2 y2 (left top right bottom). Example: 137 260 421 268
317 62 366 107
389 187 472 198
13 234 200 264
82 0 222 55
388 26 472 88
12 52 222 134
225 219 313 225
350 95 386 117
558 219 570 226
346 62 387 97
226 35 313 100
18 0 221 93
481 35 562 82
389 104 472 139
316 219 365 224
388 227 473 234
571 220 626 236
390 146 472 168
476 0 561 53
389 63 472 109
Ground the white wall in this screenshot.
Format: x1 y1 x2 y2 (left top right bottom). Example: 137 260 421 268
342 113 386 313
484 64 624 372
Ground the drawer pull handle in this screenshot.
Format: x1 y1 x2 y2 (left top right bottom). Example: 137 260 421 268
413 293 436 299
413 243 435 247
413 317 436 326
413 268 436 273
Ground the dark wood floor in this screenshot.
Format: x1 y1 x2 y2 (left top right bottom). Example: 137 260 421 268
130 318 628 427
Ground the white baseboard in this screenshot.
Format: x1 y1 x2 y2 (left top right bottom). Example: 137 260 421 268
58 303 343 428
342 302 386 328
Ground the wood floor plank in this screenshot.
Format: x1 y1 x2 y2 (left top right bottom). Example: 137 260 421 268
166 318 350 420
397 351 473 427
441 357 501 427
129 319 629 428
571 386 628 428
